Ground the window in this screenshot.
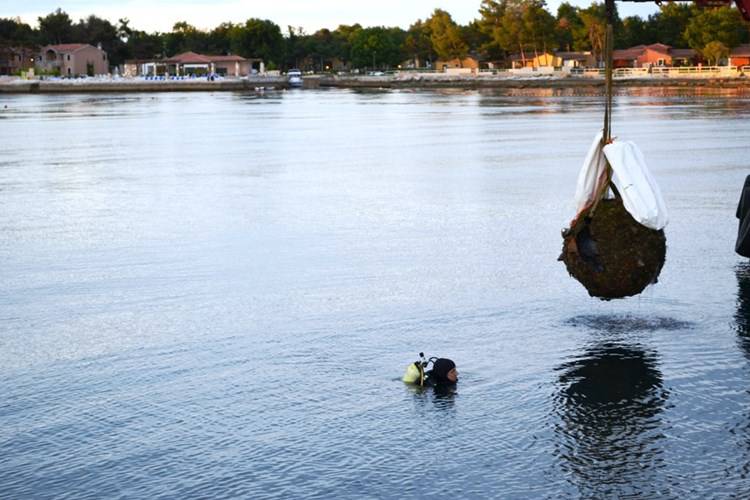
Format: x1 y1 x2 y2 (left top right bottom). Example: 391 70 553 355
67 54 70 61
657 59 665 66
103 55 107 61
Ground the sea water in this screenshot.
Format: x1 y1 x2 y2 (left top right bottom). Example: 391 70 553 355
1 88 749 497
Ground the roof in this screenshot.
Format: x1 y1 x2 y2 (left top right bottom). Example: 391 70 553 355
135 52 260 64
612 48 643 61
670 48 697 58
731 44 750 57
508 52 554 61
436 54 482 63
43 44 90 53
644 43 671 54
208 55 247 62
555 51 591 60
165 51 213 64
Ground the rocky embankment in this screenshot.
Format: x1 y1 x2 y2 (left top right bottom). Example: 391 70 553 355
1 74 748 93
0 76 289 93
318 74 750 90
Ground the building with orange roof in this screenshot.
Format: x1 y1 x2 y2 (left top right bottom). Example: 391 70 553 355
612 44 698 68
36 43 109 76
729 45 750 68
123 52 262 77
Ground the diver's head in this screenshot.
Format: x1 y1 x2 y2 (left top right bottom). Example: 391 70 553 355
431 358 458 384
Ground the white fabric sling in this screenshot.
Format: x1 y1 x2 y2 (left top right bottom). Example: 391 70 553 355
603 140 668 230
573 132 668 231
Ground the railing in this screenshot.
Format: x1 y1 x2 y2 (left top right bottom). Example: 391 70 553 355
613 67 650 78
650 65 738 77
580 68 605 77
569 65 743 79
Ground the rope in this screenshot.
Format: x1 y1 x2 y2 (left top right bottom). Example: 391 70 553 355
604 23 614 143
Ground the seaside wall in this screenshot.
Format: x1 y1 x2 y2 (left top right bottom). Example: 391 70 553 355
0 77 288 93
1 75 749 93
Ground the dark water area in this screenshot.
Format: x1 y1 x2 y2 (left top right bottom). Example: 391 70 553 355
1 88 749 498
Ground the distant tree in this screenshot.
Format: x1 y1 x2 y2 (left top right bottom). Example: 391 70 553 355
684 6 749 53
478 0 509 60
0 17 35 46
555 2 585 52
619 16 648 49
282 26 306 69
72 15 123 65
461 20 488 54
331 24 362 68
164 21 210 55
522 0 556 57
427 9 469 63
578 2 621 65
208 22 235 54
644 4 692 47
38 8 74 45
494 0 556 63
403 19 435 67
124 29 164 59
350 26 403 69
231 18 284 65
306 28 339 71
702 40 729 65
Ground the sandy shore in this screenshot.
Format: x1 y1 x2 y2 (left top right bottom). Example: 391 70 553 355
1 74 749 93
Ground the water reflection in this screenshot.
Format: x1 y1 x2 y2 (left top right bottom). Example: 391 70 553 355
733 263 750 479
406 384 457 412
734 263 750 359
553 342 668 497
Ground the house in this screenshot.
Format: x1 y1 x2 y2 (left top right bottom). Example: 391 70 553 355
612 44 697 68
729 45 750 67
36 43 109 76
435 55 481 72
509 52 554 69
210 55 255 76
123 52 262 77
0 46 36 75
555 51 596 68
510 51 594 69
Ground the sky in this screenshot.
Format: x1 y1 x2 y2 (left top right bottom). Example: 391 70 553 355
4 0 660 33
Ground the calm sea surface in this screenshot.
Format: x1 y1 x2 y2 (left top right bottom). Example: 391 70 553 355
1 87 749 498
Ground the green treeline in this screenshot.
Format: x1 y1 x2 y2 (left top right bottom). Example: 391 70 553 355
1 0 748 69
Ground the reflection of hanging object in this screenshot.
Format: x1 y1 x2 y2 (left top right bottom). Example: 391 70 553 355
561 4 666 300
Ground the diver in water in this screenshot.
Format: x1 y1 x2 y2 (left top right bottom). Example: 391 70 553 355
402 353 458 388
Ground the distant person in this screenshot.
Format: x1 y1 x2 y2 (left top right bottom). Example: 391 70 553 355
402 353 458 387
736 175 750 257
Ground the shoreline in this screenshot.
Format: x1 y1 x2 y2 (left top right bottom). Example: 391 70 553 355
1 75 749 93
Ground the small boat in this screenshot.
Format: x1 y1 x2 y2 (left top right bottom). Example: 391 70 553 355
287 69 303 88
